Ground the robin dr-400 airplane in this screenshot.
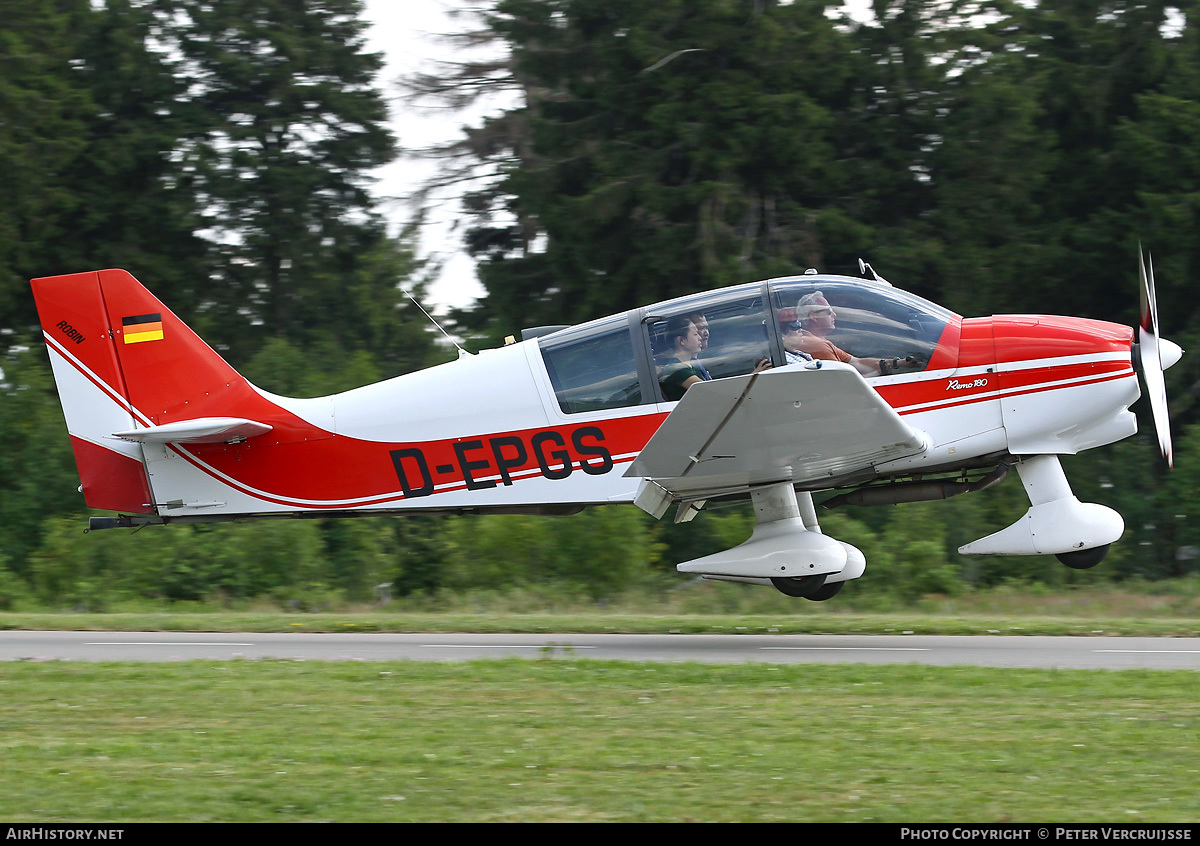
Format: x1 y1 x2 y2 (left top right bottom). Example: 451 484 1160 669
30 254 1182 600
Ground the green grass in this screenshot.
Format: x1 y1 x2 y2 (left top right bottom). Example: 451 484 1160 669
3 579 1200 636
1 609 1198 637
2 585 1195 821
0 660 1197 822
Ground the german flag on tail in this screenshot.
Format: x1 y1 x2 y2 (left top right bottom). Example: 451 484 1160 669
122 312 163 344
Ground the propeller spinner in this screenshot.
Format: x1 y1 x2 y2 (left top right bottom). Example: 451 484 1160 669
1136 247 1183 468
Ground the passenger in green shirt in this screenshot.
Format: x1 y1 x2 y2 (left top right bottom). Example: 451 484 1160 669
658 315 709 401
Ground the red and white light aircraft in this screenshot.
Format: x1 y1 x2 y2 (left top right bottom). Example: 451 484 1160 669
30 254 1181 600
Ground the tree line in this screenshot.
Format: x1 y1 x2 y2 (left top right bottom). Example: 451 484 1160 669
2 0 1198 610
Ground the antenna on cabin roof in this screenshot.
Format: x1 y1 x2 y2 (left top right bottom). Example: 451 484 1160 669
402 288 471 358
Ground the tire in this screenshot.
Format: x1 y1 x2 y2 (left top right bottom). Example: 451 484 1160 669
804 581 844 602
770 574 828 598
1055 544 1110 569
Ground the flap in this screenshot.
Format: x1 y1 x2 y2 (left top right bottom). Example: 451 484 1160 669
625 362 928 499
112 417 273 444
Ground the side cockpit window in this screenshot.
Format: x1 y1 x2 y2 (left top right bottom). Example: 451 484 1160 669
771 279 954 377
539 317 643 414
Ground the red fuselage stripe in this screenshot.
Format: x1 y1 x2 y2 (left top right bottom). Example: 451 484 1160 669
892 369 1135 416
52 342 1132 509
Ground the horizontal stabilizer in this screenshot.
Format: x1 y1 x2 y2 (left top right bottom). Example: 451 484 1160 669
112 417 272 444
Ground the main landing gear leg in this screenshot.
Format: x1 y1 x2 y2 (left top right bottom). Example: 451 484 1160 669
791 488 866 599
676 482 865 599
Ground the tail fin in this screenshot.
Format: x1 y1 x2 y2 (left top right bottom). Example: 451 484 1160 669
30 269 273 514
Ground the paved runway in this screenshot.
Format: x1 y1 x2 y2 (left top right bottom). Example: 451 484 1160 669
2 631 1199 669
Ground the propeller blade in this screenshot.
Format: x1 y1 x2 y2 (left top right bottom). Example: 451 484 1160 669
1138 246 1156 334
1137 247 1173 468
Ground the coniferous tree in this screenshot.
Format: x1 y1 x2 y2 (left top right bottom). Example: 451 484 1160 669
52 0 212 320
419 0 1200 576
2 1 443 584
144 0 402 364
430 0 869 336
0 0 93 337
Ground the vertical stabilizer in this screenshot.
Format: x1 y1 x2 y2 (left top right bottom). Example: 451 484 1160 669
31 271 152 512
30 269 276 514
93 269 252 423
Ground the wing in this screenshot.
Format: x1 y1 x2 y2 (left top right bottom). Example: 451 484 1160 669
625 361 929 510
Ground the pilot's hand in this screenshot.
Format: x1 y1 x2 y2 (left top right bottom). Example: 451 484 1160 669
879 355 923 375
753 358 773 373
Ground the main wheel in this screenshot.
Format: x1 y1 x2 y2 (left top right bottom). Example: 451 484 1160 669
1056 544 1110 569
804 581 844 602
770 574 828 598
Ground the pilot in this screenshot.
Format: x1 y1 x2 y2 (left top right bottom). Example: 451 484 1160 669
659 315 711 401
793 291 917 377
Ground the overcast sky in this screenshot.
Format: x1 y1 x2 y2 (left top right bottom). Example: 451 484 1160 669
363 1 496 311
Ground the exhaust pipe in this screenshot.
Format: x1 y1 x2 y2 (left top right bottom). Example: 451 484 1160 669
821 461 1010 510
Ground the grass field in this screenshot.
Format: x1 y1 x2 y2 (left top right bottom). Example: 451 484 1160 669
2 587 1197 822
0 659 1197 822
4 579 1199 636
1 609 1198 637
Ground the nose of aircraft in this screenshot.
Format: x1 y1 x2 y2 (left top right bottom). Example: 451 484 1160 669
1159 337 1184 371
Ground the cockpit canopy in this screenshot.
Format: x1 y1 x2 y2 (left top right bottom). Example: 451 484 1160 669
538 274 958 415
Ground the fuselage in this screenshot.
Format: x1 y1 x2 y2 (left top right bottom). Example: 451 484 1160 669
135 275 1138 518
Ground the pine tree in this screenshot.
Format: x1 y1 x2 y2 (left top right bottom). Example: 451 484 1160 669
51 0 212 321
145 0 399 362
0 0 93 337
423 0 870 336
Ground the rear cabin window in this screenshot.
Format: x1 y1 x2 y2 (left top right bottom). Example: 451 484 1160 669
539 317 643 414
